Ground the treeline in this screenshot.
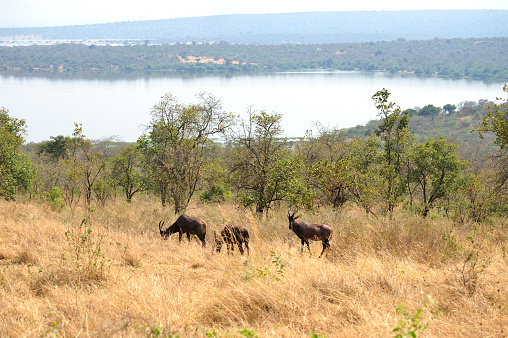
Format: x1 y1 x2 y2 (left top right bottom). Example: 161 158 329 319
1 86 507 222
1 37 507 80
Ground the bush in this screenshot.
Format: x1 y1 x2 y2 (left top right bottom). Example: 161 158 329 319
47 186 65 209
200 184 231 203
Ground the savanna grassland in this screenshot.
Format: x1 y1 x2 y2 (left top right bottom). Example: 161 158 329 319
1 198 507 337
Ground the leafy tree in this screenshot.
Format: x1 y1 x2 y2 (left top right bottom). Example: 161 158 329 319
37 135 78 160
473 84 508 195
300 125 353 208
443 104 457 114
373 89 412 213
31 152 63 200
64 124 110 206
93 176 115 207
110 144 147 201
409 137 464 217
229 109 309 214
447 170 499 223
139 92 234 214
474 84 508 150
200 149 231 204
142 154 171 207
0 107 35 200
418 104 442 116
347 137 383 217
60 158 82 214
310 158 353 208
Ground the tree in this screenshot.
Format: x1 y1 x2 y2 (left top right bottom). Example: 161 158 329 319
310 158 353 208
409 137 464 217
199 144 232 204
110 144 147 201
347 137 383 217
473 84 508 195
443 104 457 114
64 124 110 207
373 89 412 213
0 107 35 200
299 125 353 208
474 84 508 150
447 169 499 223
418 104 441 116
37 135 80 160
229 109 309 214
139 92 234 214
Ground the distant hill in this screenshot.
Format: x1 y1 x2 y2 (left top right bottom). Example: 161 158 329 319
341 99 495 147
1 10 507 44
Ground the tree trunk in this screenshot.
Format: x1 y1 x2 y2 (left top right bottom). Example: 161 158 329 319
422 206 430 218
256 204 264 214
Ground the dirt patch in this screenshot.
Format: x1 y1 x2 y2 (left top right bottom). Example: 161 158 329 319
177 55 227 64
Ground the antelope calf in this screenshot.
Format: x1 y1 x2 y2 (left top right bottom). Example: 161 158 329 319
159 214 206 248
287 210 332 257
214 231 223 253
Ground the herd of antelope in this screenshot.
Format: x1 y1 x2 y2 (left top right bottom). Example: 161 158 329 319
158 210 333 258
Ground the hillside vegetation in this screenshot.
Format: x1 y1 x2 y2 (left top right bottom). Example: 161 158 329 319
1 37 507 80
342 99 495 144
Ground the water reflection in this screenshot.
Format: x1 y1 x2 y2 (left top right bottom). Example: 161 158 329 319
1 69 502 84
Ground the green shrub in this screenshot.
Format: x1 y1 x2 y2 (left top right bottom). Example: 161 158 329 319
200 184 231 203
47 186 65 209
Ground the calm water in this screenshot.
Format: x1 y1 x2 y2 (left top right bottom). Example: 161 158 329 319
0 71 505 143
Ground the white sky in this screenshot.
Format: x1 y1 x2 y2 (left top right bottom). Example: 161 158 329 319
1 0 507 28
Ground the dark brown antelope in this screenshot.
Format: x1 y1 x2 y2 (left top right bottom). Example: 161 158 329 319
287 210 332 257
218 224 250 255
159 214 206 248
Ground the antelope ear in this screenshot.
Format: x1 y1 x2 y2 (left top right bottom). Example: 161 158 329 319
294 215 299 220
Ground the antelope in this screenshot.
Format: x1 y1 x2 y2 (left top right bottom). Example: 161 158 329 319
287 210 332 257
218 224 250 255
159 214 206 248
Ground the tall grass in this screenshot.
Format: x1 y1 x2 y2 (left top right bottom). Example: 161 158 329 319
0 198 507 337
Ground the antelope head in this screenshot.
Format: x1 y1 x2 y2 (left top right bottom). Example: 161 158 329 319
287 209 298 229
159 221 169 239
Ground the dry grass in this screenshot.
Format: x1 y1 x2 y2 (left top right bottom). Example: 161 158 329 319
0 198 507 337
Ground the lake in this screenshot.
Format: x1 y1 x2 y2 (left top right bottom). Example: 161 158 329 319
0 71 505 143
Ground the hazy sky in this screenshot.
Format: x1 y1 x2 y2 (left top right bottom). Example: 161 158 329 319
1 0 507 28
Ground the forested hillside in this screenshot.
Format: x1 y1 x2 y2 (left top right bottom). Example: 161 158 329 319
1 37 507 80
342 99 495 143
1 10 506 44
